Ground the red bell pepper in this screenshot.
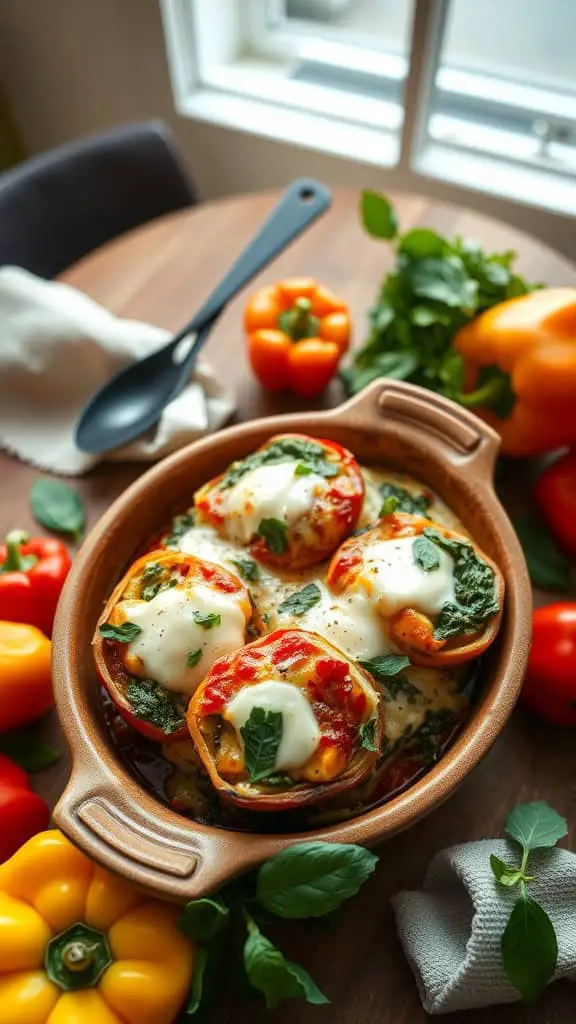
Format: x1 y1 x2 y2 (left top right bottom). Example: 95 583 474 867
0 530 71 637
0 753 50 862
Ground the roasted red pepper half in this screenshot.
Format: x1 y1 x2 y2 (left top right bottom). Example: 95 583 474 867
534 450 576 559
0 753 50 862
0 530 71 637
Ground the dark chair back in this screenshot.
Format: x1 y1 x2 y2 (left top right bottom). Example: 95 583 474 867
0 120 196 278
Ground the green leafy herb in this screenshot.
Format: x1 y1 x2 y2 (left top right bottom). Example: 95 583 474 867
514 516 572 592
230 557 259 582
380 495 399 515
379 482 431 516
257 518 288 556
0 726 61 772
140 561 171 601
142 576 177 602
257 841 378 918
277 583 322 617
413 535 440 572
423 528 500 640
186 649 202 669
142 561 162 579
344 191 536 409
490 801 567 1003
192 610 221 629
179 896 230 942
220 438 338 490
186 944 210 1015
413 708 457 763
244 915 328 1009
359 719 378 752
294 463 313 476
126 678 186 735
164 511 196 548
240 707 283 783
99 621 142 643
358 655 419 704
30 478 85 541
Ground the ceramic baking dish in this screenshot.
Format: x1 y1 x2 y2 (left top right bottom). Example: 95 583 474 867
52 380 532 900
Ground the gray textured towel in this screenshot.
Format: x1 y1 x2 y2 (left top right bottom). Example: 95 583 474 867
392 839 576 1014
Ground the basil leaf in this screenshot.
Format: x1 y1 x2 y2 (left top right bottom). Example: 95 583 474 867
230 557 259 582
164 511 195 549
186 649 202 668
186 944 210 1015
294 463 313 476
490 855 523 888
360 189 398 240
99 621 142 643
257 518 288 556
243 917 328 1008
398 228 446 260
30 478 85 541
505 802 568 853
515 516 572 592
277 583 322 617
220 438 338 489
241 707 283 783
192 610 221 629
380 496 399 515
0 726 61 772
358 719 378 752
501 894 558 1003
179 896 230 942
256 841 378 918
359 654 411 679
379 482 431 516
423 528 500 640
126 678 186 735
413 535 440 572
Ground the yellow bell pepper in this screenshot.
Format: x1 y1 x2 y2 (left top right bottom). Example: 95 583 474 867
0 830 195 1024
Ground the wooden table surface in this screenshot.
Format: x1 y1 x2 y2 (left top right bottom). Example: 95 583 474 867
2 189 576 1023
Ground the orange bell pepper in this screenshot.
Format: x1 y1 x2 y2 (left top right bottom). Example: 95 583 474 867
454 287 576 456
245 277 351 397
0 622 53 733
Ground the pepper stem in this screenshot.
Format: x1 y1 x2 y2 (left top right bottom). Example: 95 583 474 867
46 922 113 992
278 297 320 341
62 940 98 972
457 376 510 411
1 530 37 573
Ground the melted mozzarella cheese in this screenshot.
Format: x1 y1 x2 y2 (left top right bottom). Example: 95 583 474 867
222 462 326 543
125 583 247 696
358 537 455 616
177 524 245 571
225 680 321 771
275 583 391 662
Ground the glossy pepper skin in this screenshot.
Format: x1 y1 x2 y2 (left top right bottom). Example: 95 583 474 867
0 830 195 1024
0 531 71 637
0 621 53 732
534 450 576 558
245 277 351 397
0 754 50 863
455 288 576 456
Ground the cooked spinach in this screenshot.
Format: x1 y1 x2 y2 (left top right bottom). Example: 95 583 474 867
359 654 419 704
164 511 196 548
277 583 322 617
220 438 339 490
411 708 457 764
379 482 431 516
424 528 500 640
413 535 440 572
230 557 260 582
257 518 288 556
99 621 142 643
358 719 378 752
126 678 187 734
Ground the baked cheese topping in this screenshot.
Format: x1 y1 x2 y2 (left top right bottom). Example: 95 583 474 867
357 536 455 616
224 680 321 771
221 461 326 543
123 583 248 696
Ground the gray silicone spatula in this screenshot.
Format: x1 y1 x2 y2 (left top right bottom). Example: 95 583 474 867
75 178 332 455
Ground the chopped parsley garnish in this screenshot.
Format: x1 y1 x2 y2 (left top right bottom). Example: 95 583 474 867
423 528 500 640
257 518 288 556
240 707 284 783
192 610 221 629
230 557 260 582
358 719 378 752
379 482 431 517
186 649 202 668
277 583 322 617
164 511 196 548
126 678 186 734
99 621 142 643
142 561 162 580
412 535 440 572
219 438 339 490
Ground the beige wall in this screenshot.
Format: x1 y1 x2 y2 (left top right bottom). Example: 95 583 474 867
0 0 574 258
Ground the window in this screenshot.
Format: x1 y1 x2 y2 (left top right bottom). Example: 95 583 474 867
161 0 576 216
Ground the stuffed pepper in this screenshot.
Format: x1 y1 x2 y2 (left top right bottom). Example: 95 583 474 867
93 551 252 742
194 434 364 570
187 628 383 810
327 512 504 667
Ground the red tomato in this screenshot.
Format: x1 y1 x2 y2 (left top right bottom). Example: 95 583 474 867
0 753 50 862
522 603 576 726
534 451 576 558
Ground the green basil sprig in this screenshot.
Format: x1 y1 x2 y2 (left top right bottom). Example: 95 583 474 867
179 841 378 1015
491 801 568 1003
30 478 85 541
240 707 283 783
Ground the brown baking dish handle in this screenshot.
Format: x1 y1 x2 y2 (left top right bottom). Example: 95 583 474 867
332 379 500 484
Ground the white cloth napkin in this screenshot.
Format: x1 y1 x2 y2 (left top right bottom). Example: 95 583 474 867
0 266 234 475
392 839 576 1014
